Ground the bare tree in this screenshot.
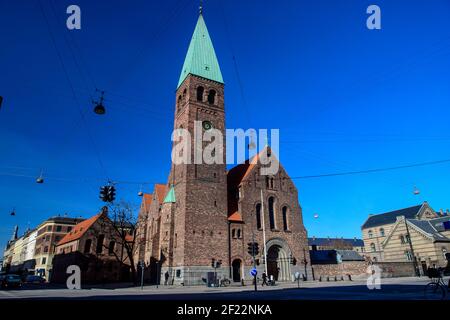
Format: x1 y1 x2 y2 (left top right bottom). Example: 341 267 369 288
97 201 143 284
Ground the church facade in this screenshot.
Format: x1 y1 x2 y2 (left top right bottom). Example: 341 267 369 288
135 10 311 285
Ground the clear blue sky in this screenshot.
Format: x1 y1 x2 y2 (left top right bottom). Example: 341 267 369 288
1 0 450 249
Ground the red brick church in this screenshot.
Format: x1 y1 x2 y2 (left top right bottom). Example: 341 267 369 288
135 8 311 285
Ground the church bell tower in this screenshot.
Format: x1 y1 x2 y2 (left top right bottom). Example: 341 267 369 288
164 8 229 284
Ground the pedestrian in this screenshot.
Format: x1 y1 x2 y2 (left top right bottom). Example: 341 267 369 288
262 272 268 286
164 271 170 285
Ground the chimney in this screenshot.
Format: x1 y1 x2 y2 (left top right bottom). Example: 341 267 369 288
101 206 108 217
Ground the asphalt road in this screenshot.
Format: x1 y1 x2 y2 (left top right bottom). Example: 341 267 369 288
0 276 447 300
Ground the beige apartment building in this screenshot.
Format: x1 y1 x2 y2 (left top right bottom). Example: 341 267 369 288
361 202 450 272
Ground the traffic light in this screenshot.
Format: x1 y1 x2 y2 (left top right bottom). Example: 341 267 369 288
100 185 116 203
248 242 259 256
254 242 259 256
247 242 254 255
108 185 116 202
100 186 108 202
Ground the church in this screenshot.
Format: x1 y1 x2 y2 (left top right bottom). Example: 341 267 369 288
135 8 311 285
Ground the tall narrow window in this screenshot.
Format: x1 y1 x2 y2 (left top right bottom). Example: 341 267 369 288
282 206 288 231
405 250 413 261
182 88 187 102
256 204 262 229
208 90 216 105
268 197 276 230
370 243 376 252
108 241 115 255
237 229 241 239
177 95 182 113
265 176 270 188
232 229 236 238
84 239 92 254
96 235 104 254
197 86 204 101
379 228 385 237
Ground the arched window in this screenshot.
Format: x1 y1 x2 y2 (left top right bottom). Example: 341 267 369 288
380 228 385 237
207 89 216 105
108 241 115 255
282 206 288 231
368 230 373 238
237 229 241 239
268 197 276 230
256 204 262 229
265 176 270 188
84 239 92 254
370 243 376 252
197 86 204 101
232 229 236 238
400 235 405 244
182 88 187 102
270 178 274 189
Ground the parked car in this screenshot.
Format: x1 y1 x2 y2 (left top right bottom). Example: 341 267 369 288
0 274 22 289
24 275 46 284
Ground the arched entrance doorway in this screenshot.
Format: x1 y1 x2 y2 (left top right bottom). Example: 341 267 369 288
266 238 292 281
232 259 242 282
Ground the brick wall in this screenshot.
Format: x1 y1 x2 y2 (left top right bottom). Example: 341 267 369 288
311 261 368 280
374 261 416 278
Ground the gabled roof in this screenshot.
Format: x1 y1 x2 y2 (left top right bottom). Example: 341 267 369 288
429 216 450 232
308 237 364 247
142 193 153 209
361 204 423 229
227 147 279 221
57 213 103 246
177 13 223 88
407 219 450 242
154 184 168 205
227 147 270 189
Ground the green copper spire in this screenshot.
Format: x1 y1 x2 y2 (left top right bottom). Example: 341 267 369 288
177 13 224 88
163 186 176 203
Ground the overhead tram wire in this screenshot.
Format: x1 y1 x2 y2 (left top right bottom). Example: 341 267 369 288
219 1 252 130
1 157 450 185
38 0 109 180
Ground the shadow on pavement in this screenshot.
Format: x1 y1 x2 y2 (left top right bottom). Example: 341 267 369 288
16 283 430 300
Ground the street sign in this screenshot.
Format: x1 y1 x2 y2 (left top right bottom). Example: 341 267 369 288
250 268 257 277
